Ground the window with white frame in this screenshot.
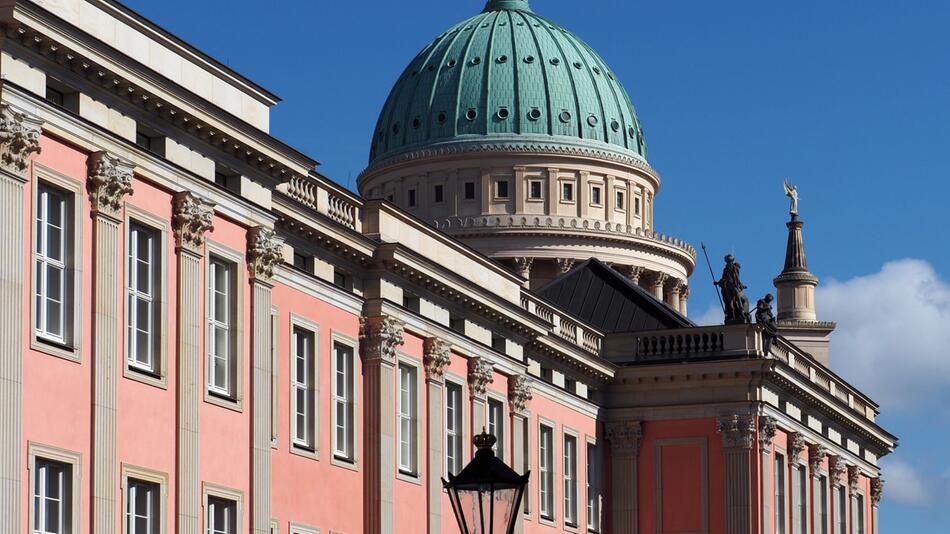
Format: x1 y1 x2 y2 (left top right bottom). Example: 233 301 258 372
206 496 237 534
208 257 236 398
529 180 543 200
855 493 865 534
34 182 73 345
564 434 578 526
522 422 531 515
333 341 356 462
835 485 847 534
818 475 829 534
587 442 600 532
794 464 808 533
126 478 160 534
562 182 574 202
539 423 554 520
33 458 73 534
590 185 602 206
292 326 316 451
775 453 786 534
446 381 464 476
487 398 505 460
398 363 419 475
127 222 161 375
615 190 625 211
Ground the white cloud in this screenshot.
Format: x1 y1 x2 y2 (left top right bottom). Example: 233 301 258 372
692 303 724 326
818 259 950 412
880 459 933 507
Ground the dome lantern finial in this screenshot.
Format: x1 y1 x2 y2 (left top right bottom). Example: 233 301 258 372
483 0 532 13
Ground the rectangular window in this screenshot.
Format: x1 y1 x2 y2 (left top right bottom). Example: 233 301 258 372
407 188 417 207
214 164 240 194
529 180 543 199
590 186 602 206
135 128 164 156
126 479 160 534
775 453 786 534
292 251 313 272
587 442 600 532
818 475 829 534
46 86 65 107
207 496 237 534
539 424 555 520
333 269 350 289
793 464 807 533
634 197 641 216
33 459 72 534
522 422 531 515
495 180 509 199
127 222 161 375
562 182 574 202
208 257 236 398
463 181 476 200
35 183 72 345
564 434 578 526
615 191 625 210
487 398 505 459
397 363 418 475
292 326 316 450
403 293 421 313
333 342 356 461
446 382 464 476
836 486 847 534
434 184 445 203
855 494 865 534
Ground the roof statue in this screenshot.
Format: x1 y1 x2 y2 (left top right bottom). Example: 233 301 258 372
715 254 751 325
755 293 778 353
784 178 799 218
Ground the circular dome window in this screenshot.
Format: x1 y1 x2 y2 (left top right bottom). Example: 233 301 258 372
593 67 601 75
447 59 457 68
550 58 561 66
497 108 511 120
528 109 542 121
587 115 598 127
471 57 482 65
497 55 508 63
573 61 583 69
411 70 418 76
610 120 620 132
428 64 435 72
524 55 535 64
438 112 448 124
466 109 478 121
412 118 422 130
559 111 572 123
392 123 400 134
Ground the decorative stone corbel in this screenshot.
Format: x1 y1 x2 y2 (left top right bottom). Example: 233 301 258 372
423 337 452 380
87 151 134 218
246 227 284 282
359 316 405 365
172 191 215 253
808 444 827 477
467 356 494 397
716 414 756 449
758 416 777 449
0 103 42 178
870 477 884 507
507 375 533 414
605 420 642 454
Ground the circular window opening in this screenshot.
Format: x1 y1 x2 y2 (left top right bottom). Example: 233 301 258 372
438 112 448 124
412 118 422 130
497 55 508 63
587 115 598 127
610 120 620 132
497 108 511 120
593 67 601 75
471 57 482 65
428 64 435 72
517 22 524 26
528 108 542 121
550 58 561 66
466 109 478 121
411 70 418 76
608 72 615 80
524 55 535 64
447 59 457 68
392 123 400 134
559 111 572 123
573 61 583 69
628 127 636 138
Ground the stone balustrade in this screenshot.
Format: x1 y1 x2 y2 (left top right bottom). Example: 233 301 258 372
521 293 603 355
278 174 362 232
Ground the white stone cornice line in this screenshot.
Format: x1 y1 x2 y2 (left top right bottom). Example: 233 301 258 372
507 375 533 413
422 337 452 379
172 191 216 253
605 420 643 452
716 414 757 449
359 315 405 365
0 103 42 177
87 151 134 217
758 415 777 448
467 356 494 397
246 227 284 281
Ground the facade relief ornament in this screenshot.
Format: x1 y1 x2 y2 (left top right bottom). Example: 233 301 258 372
507 375 533 413
422 337 452 380
359 316 405 365
716 414 756 449
246 227 284 281
0 103 42 177
847 465 860 493
172 191 215 253
467 357 494 397
605 420 642 453
87 151 134 218
829 456 847 486
808 444 827 476
513 257 533 279
870 477 884 507
758 416 777 449
788 432 807 460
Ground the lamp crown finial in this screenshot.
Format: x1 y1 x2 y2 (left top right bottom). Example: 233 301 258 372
473 429 496 450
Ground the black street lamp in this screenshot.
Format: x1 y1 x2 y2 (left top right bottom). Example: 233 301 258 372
442 430 530 534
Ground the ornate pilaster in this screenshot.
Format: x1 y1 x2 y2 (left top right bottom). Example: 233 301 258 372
513 257 533 283
423 337 452 381
247 227 282 534
644 271 669 301
0 104 41 534
758 416 777 534
508 374 532 533
809 444 828 534
88 151 133 534
508 375 533 415
555 257 576 275
360 316 405 534
717 414 756 534
424 337 451 534
606 420 643 534
172 192 215 534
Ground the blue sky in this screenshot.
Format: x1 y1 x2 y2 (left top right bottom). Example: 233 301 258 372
122 0 949 529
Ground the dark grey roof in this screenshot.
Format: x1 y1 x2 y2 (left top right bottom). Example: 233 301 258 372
537 259 693 333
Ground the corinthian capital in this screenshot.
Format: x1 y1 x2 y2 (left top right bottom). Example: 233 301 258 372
829 455 847 486
172 191 215 253
870 477 884 506
758 416 777 449
555 257 576 275
423 337 452 380
508 375 533 413
847 465 860 492
623 265 645 284
247 227 284 281
606 420 642 453
716 414 756 449
87 152 134 218
808 444 827 477
467 356 494 397
359 316 405 365
0 103 42 177
788 432 807 459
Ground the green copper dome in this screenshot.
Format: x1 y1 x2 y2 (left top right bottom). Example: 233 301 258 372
368 0 648 166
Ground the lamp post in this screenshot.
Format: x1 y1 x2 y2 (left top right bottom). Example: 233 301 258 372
442 430 530 534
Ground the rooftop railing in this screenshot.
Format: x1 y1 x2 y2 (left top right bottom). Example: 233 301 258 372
521 294 603 355
278 174 362 232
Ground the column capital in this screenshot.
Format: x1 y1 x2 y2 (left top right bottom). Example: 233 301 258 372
847 464 860 493
423 337 452 381
172 191 215 254
246 227 284 282
513 257 534 279
788 431 807 459
664 277 686 295
870 477 884 507
507 375 533 414
87 151 134 219
623 265 645 284
716 414 756 449
829 455 847 486
359 315 405 366
555 257 576 275
680 284 691 300
808 444 827 477
758 416 777 449
605 420 642 453
467 356 494 397
0 103 42 179
644 270 669 288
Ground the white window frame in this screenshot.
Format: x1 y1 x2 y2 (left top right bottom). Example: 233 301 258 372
203 483 243 534
30 165 83 362
589 184 603 207
793 462 808 534
586 437 601 533
560 181 576 204
487 395 506 462
775 451 787 534
539 420 556 524
271 307 280 448
494 178 511 200
28 442 82 534
835 484 847 534
124 206 169 389
289 523 320 534
331 333 358 468
121 464 168 534
614 189 626 212
445 377 466 477
397 358 421 480
462 181 477 201
522 418 531 517
817 473 829 534
290 316 320 458
204 242 244 411
563 431 579 528
433 182 445 204
854 491 866 534
527 179 544 201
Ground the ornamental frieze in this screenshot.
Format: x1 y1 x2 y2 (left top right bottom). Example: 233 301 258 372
0 103 42 177
172 192 216 253
359 316 405 365
246 227 284 281
87 152 134 218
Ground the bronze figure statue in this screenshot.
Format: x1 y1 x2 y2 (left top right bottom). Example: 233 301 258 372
755 293 778 353
715 254 751 324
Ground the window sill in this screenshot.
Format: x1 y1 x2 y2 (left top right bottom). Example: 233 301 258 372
564 521 579 532
123 365 167 390
396 470 423 486
290 444 320 461
539 515 556 528
526 197 544 203
559 200 576 205
31 336 81 363
331 455 359 472
204 389 244 413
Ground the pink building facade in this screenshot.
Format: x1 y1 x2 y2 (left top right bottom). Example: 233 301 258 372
0 2 895 534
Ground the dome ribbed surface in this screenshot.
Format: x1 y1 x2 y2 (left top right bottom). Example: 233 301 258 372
368 0 648 165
